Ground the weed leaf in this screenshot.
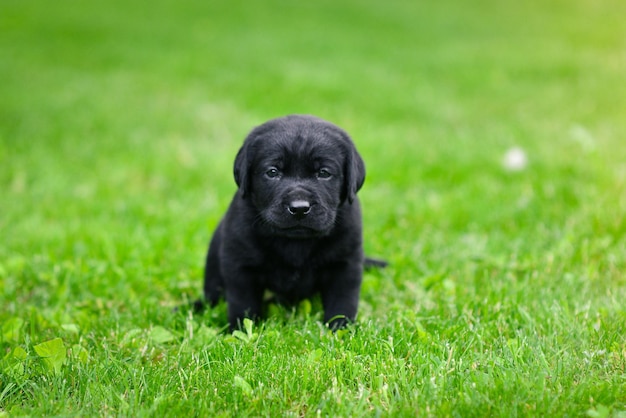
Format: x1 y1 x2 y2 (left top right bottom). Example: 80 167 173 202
11 346 28 361
2 317 24 342
61 324 80 335
33 338 66 374
149 326 175 344
243 318 254 338
71 344 89 363
234 376 253 396
232 319 256 343
306 348 323 365
2 346 28 376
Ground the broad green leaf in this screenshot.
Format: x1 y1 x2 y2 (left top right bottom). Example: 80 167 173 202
2 346 28 376
2 317 24 342
306 348 323 365
232 330 249 342
33 338 66 374
232 319 256 343
194 325 218 343
61 324 80 334
234 376 253 396
71 344 89 363
586 404 611 418
149 326 175 344
12 346 28 361
299 299 312 316
121 328 143 346
243 318 254 338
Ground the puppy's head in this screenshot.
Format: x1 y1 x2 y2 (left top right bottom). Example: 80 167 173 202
234 115 365 238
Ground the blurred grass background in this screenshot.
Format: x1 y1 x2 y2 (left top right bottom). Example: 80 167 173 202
1 0 625 415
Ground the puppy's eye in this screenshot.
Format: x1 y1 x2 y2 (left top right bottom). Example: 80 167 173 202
265 167 281 179
317 168 332 179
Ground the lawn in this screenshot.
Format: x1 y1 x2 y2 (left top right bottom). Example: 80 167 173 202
1 0 625 416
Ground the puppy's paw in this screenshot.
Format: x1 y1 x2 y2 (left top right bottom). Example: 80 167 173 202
325 315 354 332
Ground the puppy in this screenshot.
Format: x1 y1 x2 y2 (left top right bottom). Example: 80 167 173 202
202 115 378 330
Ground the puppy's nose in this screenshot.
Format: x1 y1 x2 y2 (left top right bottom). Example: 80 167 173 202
287 200 311 218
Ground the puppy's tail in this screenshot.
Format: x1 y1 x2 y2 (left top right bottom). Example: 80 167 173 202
364 257 388 270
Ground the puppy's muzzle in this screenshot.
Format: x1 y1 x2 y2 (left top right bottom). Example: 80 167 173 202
287 200 312 219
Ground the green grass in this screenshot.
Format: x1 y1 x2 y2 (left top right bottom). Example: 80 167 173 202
1 0 625 416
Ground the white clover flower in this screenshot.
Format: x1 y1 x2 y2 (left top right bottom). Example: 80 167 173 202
503 147 528 171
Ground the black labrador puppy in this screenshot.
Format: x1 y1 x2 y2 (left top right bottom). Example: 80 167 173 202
201 115 383 330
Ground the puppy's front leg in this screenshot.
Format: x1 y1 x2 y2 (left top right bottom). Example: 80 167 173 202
321 264 363 330
225 275 263 331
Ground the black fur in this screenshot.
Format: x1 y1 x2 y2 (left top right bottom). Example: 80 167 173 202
202 115 377 330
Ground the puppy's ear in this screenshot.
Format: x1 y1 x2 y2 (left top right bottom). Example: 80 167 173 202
233 144 250 198
342 139 366 204
234 122 274 198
